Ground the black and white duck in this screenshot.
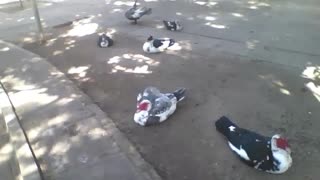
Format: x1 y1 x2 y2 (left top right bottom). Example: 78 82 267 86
125 0 152 24
134 86 186 126
163 20 183 31
97 34 113 48
215 116 293 174
143 35 175 53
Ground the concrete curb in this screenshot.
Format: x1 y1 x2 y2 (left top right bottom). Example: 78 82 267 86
0 108 20 180
0 40 162 180
85 104 162 180
0 84 42 180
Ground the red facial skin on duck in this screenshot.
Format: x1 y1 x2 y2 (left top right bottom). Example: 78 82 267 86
276 138 289 150
137 102 150 112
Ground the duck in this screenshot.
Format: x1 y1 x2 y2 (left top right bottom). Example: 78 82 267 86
143 36 175 53
98 34 113 48
163 20 183 31
134 86 186 126
215 116 292 174
125 0 152 24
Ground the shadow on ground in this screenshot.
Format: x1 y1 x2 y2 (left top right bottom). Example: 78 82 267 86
20 13 320 180
2 0 320 179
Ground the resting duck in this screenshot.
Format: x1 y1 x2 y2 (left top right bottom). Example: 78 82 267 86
215 116 293 174
163 20 183 31
97 34 113 48
134 86 186 126
125 0 152 24
143 36 175 53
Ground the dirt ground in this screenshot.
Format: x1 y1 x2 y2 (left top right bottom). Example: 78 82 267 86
24 32 320 180
22 0 320 179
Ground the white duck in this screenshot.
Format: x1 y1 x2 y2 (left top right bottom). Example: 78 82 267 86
143 36 175 53
215 116 293 174
125 0 152 24
134 87 186 126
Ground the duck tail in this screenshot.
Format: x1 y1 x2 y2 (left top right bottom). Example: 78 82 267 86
173 88 186 102
215 116 238 138
107 36 114 46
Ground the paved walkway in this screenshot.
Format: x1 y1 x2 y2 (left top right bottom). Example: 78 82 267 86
0 40 161 180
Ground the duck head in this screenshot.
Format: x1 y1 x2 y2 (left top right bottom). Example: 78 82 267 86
270 134 293 174
134 95 152 126
271 134 291 154
147 35 153 41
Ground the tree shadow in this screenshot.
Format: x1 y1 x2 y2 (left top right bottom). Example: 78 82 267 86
0 39 145 179
3 0 320 180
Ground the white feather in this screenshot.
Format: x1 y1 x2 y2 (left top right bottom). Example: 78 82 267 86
229 126 236 132
254 160 264 169
267 135 293 174
134 111 148 126
143 41 159 53
228 142 250 161
137 93 142 101
267 150 292 174
158 40 172 51
100 41 108 47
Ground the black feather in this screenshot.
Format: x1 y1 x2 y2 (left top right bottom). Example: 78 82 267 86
145 116 161 126
152 39 164 48
173 88 186 102
147 35 153 41
215 116 238 138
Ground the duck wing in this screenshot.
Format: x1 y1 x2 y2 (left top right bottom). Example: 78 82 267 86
228 128 272 167
152 38 175 49
152 39 164 48
125 8 136 20
126 7 152 19
149 96 172 116
142 87 162 100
